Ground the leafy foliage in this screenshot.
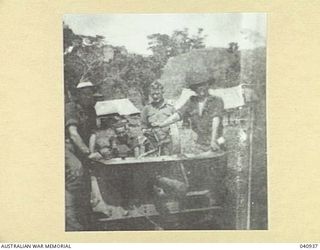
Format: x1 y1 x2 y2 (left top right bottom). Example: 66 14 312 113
147 28 207 67
63 25 207 105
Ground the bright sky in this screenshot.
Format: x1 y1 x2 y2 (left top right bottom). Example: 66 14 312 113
64 13 266 55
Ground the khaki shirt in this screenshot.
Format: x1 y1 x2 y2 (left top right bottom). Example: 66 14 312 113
141 100 175 141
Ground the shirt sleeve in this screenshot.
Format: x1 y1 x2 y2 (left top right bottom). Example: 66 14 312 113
65 102 78 128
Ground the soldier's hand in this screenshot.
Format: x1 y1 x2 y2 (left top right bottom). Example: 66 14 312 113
88 152 103 160
210 141 220 151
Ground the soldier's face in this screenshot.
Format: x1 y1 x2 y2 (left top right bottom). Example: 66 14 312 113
78 88 95 107
150 89 164 103
194 84 209 98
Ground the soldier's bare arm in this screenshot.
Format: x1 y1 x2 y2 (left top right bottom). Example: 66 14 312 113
157 98 191 128
68 125 90 155
133 146 140 158
210 117 221 151
157 112 181 128
89 133 97 153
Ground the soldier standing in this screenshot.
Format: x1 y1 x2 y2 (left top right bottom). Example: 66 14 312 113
141 80 188 209
154 72 225 153
151 72 226 199
65 81 102 231
141 80 175 155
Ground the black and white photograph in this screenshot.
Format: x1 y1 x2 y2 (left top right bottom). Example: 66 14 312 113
63 13 267 231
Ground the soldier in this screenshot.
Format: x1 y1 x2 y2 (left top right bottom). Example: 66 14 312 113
140 81 188 209
89 117 142 215
65 81 102 231
152 72 226 204
153 72 225 153
141 80 175 155
88 114 117 217
89 114 118 160
109 119 141 158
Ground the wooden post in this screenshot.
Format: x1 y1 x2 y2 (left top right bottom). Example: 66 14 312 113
246 103 254 229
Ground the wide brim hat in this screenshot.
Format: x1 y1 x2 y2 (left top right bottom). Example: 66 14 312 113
76 81 94 89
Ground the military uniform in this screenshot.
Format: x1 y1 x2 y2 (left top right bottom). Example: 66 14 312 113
177 95 225 198
65 101 97 231
141 101 175 155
